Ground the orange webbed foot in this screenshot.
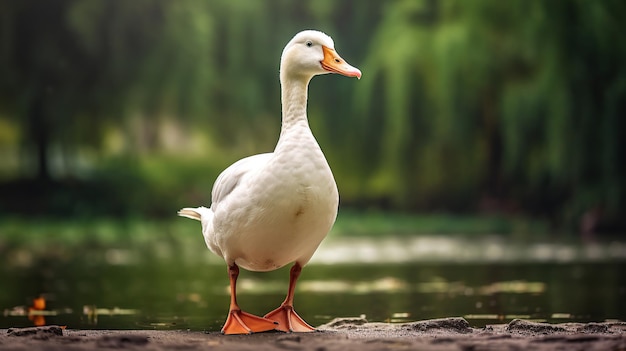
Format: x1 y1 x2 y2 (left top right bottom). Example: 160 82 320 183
221 310 278 335
264 305 315 333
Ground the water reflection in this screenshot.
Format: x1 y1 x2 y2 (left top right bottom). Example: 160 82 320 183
83 306 140 325
233 277 409 295
1 236 625 330
314 236 626 264
3 296 70 327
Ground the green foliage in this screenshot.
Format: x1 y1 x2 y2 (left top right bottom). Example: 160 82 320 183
0 0 624 230
352 0 626 227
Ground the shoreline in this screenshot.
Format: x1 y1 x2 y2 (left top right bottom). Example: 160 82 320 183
2 317 625 350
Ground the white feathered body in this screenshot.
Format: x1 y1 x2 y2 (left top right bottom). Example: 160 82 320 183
184 120 338 272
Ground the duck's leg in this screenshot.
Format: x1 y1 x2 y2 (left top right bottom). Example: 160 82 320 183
221 264 278 334
264 263 315 332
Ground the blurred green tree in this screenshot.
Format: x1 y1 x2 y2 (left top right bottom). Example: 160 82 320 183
353 0 625 226
0 0 217 179
0 0 623 230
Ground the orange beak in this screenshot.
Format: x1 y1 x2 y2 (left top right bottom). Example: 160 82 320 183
321 45 362 79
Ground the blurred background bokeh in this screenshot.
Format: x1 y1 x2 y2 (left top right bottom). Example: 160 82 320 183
1 0 625 330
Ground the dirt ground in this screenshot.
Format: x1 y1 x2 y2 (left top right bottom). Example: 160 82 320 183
2 317 625 351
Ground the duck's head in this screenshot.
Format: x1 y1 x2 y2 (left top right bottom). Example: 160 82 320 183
280 30 361 81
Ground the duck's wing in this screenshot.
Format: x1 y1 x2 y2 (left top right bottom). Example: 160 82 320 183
211 153 273 205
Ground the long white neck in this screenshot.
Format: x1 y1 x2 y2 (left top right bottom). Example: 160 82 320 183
275 70 318 155
279 75 311 133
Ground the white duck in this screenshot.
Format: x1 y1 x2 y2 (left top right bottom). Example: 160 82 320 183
178 30 361 335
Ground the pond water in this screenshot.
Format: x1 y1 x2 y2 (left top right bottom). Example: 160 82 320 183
1 235 625 331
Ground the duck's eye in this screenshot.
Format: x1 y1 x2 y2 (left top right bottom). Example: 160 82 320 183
306 41 313 47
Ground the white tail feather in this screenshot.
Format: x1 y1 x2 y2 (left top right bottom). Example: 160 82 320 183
178 207 204 221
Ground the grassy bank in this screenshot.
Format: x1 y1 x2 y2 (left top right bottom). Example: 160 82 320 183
0 211 550 249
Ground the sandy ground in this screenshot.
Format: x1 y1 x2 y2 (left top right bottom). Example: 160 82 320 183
2 317 626 351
